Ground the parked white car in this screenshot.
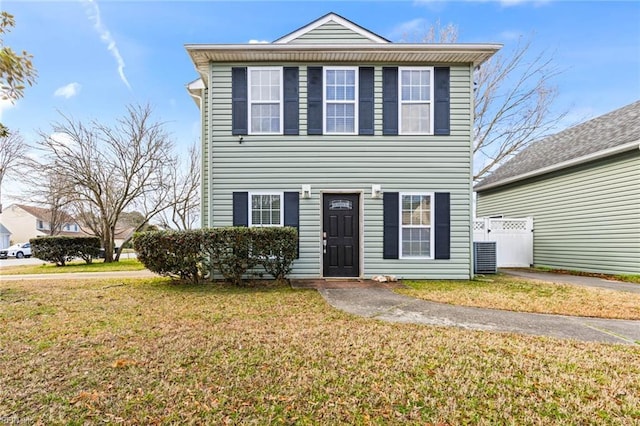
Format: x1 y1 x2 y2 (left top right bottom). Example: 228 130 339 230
0 242 32 259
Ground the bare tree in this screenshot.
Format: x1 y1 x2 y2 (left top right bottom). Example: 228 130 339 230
0 131 27 213
18 166 75 235
35 104 176 262
157 142 200 230
412 24 566 182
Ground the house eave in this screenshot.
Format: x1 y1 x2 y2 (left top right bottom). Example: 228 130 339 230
186 78 205 108
185 43 502 86
474 140 640 192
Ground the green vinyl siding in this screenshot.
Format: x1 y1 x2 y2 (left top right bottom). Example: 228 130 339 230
206 64 474 279
477 151 640 275
287 22 378 44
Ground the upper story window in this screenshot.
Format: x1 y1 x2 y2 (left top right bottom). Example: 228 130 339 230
37 220 44 230
324 67 358 135
399 67 434 135
248 67 283 134
249 192 283 227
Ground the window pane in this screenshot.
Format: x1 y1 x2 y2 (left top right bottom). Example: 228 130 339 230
251 103 280 133
401 195 431 226
401 228 431 257
401 104 430 134
326 70 335 85
251 194 282 226
327 103 355 133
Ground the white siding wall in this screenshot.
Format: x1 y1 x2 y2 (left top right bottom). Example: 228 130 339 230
477 152 640 275
206 64 474 279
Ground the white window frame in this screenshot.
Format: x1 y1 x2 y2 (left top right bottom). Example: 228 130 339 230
399 192 434 259
248 67 283 135
248 191 284 227
398 67 434 135
323 66 358 135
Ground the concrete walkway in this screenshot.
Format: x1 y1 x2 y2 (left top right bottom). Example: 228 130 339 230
320 287 640 345
501 269 640 294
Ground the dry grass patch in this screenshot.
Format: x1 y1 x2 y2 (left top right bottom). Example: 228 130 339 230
399 274 640 320
0 278 638 424
0 257 145 275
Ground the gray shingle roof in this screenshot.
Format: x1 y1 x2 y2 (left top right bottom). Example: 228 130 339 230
475 100 640 191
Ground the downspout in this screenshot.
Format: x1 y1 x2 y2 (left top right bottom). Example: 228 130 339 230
190 89 205 227
469 63 477 279
207 63 213 227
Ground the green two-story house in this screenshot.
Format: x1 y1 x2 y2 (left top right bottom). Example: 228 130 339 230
186 13 500 279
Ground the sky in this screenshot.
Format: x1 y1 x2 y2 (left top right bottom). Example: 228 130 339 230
1 0 639 200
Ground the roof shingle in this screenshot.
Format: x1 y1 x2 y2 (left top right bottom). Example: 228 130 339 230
475 100 640 191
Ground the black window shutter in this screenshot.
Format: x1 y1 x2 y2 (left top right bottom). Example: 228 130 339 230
307 66 323 135
359 67 374 135
283 67 299 135
434 67 450 136
382 67 398 135
383 192 399 259
232 67 248 135
284 191 300 258
434 192 450 259
232 192 249 227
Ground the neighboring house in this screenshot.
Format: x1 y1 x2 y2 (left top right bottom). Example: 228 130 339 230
475 101 640 275
186 13 500 279
0 204 82 244
0 223 10 249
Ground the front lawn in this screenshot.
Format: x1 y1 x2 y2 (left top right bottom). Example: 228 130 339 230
0 278 638 424
0 258 145 275
399 274 640 320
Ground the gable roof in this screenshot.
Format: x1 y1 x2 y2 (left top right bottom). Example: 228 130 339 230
273 12 390 44
14 204 77 224
185 13 501 87
0 223 10 235
475 100 640 192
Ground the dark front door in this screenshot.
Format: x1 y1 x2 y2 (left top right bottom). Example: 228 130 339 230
323 194 360 277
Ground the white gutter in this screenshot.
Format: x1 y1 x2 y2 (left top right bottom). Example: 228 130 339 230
184 42 503 52
475 140 640 192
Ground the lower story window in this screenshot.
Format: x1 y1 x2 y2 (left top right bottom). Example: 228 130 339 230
400 193 433 258
250 193 283 227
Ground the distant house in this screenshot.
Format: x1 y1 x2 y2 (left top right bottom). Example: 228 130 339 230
475 101 640 275
186 13 500 279
0 204 81 244
0 223 10 249
0 204 134 248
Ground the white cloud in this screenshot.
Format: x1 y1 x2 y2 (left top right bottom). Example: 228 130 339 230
498 30 523 41
54 82 81 99
82 0 131 90
249 39 269 44
50 131 77 147
387 18 428 42
0 99 15 121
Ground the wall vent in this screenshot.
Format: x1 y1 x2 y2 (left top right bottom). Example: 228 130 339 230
474 241 497 274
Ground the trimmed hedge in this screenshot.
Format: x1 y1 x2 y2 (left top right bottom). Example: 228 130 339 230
30 236 102 266
133 227 298 285
133 230 205 283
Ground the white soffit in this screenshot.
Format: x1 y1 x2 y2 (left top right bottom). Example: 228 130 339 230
185 43 502 84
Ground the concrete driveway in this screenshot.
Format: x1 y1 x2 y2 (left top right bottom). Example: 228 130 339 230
320 287 640 345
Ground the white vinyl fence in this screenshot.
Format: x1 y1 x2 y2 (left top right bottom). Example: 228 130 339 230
473 217 533 268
